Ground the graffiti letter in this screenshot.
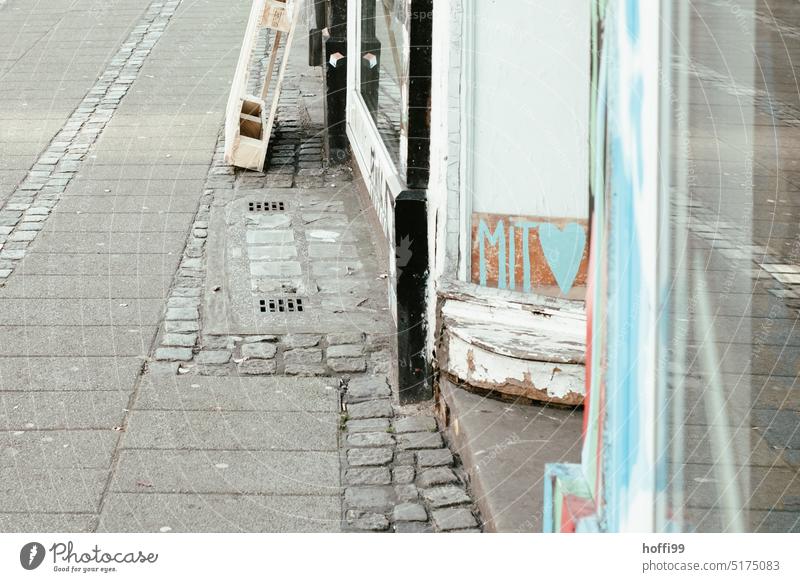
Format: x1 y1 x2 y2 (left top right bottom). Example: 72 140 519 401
513 221 539 292
508 224 515 290
478 219 506 289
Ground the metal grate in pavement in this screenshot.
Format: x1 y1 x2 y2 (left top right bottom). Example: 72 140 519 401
259 297 304 313
248 201 286 212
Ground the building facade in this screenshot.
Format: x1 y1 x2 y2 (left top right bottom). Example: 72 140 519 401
343 0 591 406
335 0 799 532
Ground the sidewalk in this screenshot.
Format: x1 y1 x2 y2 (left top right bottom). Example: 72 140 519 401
0 0 153 207
0 0 481 533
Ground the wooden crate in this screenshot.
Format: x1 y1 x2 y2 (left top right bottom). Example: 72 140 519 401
224 0 303 171
232 96 267 171
262 0 291 32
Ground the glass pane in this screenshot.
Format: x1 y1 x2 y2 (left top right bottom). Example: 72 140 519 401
659 0 800 532
466 1 590 299
360 0 407 164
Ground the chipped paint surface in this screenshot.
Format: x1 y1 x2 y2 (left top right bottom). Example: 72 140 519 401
439 297 586 404
442 299 585 364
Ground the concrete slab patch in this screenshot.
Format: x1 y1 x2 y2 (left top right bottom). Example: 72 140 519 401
122 410 339 451
0 513 97 533
0 468 107 512
135 376 338 412
204 192 391 335
97 493 341 532
111 450 340 495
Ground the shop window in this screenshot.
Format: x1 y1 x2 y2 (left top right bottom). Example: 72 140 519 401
463 0 590 300
360 0 408 165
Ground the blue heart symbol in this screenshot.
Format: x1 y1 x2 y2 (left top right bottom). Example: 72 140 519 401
538 223 586 294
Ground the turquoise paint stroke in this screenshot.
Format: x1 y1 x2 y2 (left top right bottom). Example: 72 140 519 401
508 225 516 290
514 221 539 292
477 219 506 288
539 223 587 294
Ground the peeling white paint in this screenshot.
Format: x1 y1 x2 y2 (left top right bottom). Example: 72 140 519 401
440 297 586 403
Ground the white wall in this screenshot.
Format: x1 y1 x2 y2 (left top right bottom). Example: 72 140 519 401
468 0 590 220
427 0 462 360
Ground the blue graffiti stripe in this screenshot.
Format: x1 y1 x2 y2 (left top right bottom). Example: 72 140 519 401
513 221 539 292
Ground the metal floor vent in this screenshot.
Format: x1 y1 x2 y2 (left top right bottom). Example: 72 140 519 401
259 297 304 313
248 201 285 212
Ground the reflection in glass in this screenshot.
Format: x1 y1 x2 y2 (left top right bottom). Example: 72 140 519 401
659 0 800 532
360 0 407 164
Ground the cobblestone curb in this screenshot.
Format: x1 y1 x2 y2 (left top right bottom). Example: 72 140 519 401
0 0 183 282
339 376 482 533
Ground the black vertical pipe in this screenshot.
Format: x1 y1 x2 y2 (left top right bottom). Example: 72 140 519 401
395 190 431 402
406 0 432 189
395 0 432 401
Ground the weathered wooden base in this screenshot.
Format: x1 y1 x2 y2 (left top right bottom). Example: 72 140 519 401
436 288 586 405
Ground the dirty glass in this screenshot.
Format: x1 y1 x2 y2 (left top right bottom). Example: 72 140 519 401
360 0 407 165
658 0 800 532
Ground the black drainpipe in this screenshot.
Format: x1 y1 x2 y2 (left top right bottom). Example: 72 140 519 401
397 0 433 402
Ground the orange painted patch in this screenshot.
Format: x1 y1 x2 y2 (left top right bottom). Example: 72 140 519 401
470 213 589 298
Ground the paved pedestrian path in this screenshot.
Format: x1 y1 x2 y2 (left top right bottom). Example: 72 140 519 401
0 0 255 532
0 0 153 206
0 0 481 533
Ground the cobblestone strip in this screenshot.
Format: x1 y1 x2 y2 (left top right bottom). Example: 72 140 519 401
340 376 482 533
0 0 182 282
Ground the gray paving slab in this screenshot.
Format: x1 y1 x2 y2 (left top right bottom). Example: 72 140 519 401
0 430 117 468
42 213 195 233
0 513 96 533
93 136 220 152
0 275 173 299
97 493 341 533
0 357 143 392
136 376 338 412
122 411 339 451
87 151 219 166
0 326 156 357
99 125 221 139
0 298 164 326
17 253 181 275
53 195 201 214
64 179 207 197
0 0 153 209
0 468 108 513
0 391 129 430
111 450 340 495
29 232 188 256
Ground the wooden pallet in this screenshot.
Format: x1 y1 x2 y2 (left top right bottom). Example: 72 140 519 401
224 0 302 171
